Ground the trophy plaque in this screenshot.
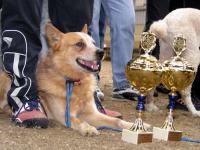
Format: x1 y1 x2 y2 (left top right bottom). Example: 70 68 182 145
153 35 196 141
122 32 162 144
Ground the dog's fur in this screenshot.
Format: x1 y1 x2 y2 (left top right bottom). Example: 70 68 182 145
148 8 200 116
0 23 136 136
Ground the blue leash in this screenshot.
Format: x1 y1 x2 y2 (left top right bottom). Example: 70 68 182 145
64 79 200 144
181 137 200 143
65 79 74 128
97 126 122 132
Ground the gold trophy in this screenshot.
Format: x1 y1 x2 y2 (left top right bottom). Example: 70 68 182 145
121 32 162 144
153 36 196 141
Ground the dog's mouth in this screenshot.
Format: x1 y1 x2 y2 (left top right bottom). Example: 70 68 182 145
76 58 100 72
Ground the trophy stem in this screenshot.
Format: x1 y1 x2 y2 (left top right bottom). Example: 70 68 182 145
122 94 153 144
130 94 146 132
161 91 177 131
122 32 160 144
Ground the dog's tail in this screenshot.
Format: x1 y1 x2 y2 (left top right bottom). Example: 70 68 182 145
149 20 168 39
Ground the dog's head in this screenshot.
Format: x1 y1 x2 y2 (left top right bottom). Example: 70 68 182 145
45 23 104 78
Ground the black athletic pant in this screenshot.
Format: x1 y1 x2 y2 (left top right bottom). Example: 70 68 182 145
1 0 43 112
1 0 94 112
169 0 200 11
169 0 200 100
48 0 94 33
144 0 169 59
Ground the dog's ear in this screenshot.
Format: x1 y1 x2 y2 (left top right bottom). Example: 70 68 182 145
45 23 63 51
81 24 88 33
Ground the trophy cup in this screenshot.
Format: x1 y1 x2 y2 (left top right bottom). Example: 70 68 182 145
121 32 162 144
153 36 196 141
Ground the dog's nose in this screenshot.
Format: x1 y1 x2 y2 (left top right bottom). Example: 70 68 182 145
96 48 104 60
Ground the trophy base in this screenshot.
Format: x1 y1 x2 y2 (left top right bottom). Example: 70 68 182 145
153 127 182 141
121 129 153 144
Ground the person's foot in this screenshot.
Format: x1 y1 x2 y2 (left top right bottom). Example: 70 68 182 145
153 89 158 97
167 92 188 111
172 99 188 111
94 92 122 118
112 87 138 101
12 100 48 128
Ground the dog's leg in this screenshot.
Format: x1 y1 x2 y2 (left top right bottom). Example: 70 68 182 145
81 106 151 130
41 96 100 136
70 115 100 136
181 42 200 117
145 90 159 112
181 85 200 117
70 102 100 136
83 110 133 129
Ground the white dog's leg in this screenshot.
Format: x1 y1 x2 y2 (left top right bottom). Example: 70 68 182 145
181 86 200 117
181 43 200 117
145 90 159 112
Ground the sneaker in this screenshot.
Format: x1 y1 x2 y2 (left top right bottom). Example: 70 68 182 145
156 84 170 94
94 92 122 118
167 92 188 111
167 92 200 111
173 99 188 111
112 87 138 101
153 89 158 97
96 86 104 101
104 108 122 119
12 100 48 128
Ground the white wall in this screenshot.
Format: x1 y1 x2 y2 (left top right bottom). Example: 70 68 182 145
135 0 146 25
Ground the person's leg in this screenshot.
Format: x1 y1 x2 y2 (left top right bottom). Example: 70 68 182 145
1 0 48 128
102 0 137 100
89 1 106 49
143 0 170 95
185 0 200 9
144 0 169 59
99 5 106 49
169 0 184 11
48 0 94 33
0 0 2 8
89 0 102 48
191 65 200 107
89 1 106 100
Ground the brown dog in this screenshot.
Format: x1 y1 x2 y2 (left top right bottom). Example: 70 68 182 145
0 23 136 136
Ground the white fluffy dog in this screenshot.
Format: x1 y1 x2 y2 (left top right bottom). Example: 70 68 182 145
148 8 200 116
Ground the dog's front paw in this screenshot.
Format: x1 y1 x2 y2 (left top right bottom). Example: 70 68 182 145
146 103 159 112
120 121 134 130
79 122 100 136
192 111 200 117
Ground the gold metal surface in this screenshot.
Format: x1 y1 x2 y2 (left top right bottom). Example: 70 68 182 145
161 36 196 92
126 55 162 95
126 32 162 95
125 32 162 132
173 35 186 56
161 36 196 131
141 32 157 53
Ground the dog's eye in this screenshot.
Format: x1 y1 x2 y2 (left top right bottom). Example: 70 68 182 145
75 41 85 49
